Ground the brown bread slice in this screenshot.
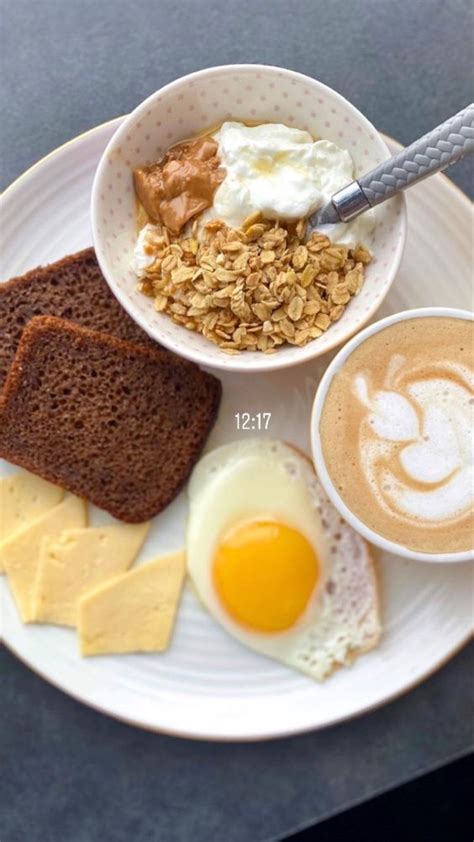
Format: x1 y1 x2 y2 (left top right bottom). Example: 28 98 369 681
0 248 157 390
0 316 221 523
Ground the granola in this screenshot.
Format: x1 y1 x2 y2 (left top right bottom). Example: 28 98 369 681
137 214 371 354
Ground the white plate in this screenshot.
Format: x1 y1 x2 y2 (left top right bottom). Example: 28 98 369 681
1 119 472 741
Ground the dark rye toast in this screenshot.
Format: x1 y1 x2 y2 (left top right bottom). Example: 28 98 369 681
0 248 157 390
0 316 221 523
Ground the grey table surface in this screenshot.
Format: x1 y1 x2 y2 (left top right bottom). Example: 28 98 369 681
1 1 473 841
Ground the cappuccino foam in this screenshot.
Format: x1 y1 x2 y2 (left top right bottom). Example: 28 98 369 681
319 317 473 554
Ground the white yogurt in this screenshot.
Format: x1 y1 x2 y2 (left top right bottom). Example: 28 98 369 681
205 122 375 247
132 223 160 277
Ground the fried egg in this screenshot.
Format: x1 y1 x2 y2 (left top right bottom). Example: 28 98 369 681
187 439 381 681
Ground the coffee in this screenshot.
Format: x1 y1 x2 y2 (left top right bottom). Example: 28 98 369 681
319 316 473 554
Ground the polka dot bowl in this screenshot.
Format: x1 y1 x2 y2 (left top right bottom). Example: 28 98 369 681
91 64 406 372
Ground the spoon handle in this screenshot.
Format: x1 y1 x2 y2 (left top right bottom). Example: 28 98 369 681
312 104 474 225
360 104 474 205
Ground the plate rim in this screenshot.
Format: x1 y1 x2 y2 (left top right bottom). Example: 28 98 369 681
1 117 473 741
3 627 471 743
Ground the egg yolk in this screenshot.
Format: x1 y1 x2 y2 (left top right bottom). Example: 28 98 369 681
213 520 320 633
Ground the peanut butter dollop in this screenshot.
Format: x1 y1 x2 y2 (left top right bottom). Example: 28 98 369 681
133 136 224 235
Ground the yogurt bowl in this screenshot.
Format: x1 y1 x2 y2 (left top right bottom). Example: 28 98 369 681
91 64 406 373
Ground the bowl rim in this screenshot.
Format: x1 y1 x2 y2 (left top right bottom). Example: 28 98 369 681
310 306 474 563
91 63 407 373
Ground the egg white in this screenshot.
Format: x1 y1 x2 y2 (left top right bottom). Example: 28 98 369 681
187 439 381 681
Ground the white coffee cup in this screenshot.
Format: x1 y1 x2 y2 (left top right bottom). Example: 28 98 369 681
311 306 473 562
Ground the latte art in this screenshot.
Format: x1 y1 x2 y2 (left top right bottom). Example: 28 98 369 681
354 363 473 526
319 316 474 554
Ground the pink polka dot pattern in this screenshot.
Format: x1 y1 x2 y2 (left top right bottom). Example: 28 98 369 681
92 65 406 373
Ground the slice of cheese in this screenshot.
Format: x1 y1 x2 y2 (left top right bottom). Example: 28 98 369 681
32 522 150 627
78 550 185 656
1 495 87 622
0 472 64 573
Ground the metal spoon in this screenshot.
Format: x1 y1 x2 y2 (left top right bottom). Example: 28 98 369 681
309 104 474 229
